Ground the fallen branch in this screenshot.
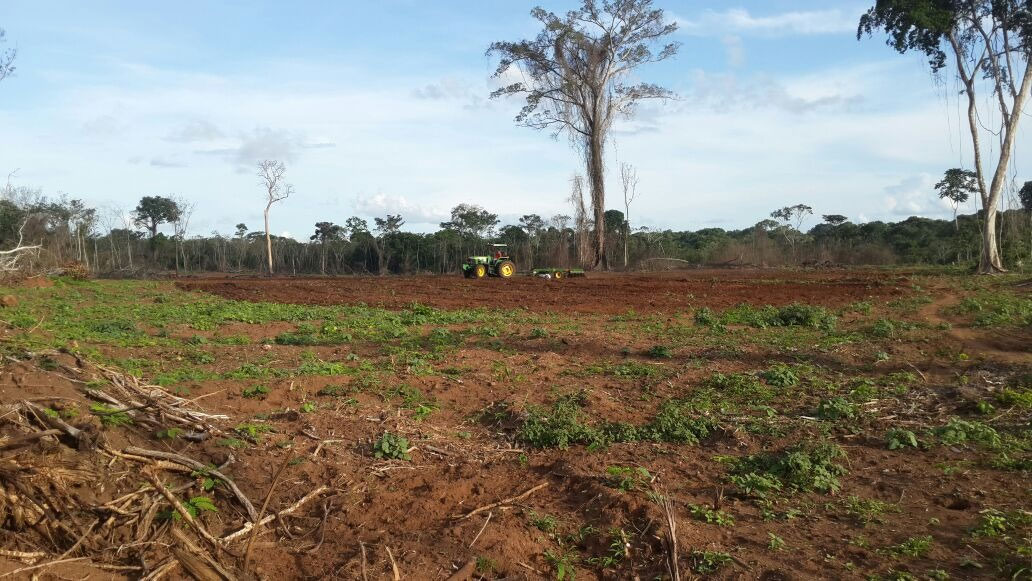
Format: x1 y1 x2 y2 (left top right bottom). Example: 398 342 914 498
125 446 258 522
660 491 680 581
243 452 293 571
143 469 221 551
222 485 330 543
452 482 548 520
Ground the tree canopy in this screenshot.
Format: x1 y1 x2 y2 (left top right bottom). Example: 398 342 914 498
133 196 182 238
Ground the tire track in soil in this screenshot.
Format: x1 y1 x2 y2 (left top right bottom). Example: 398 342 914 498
919 292 1031 365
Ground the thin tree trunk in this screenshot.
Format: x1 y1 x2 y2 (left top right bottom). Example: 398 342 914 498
587 128 607 270
264 205 274 275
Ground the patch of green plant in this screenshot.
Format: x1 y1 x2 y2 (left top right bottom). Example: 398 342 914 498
475 556 496 574
300 401 317 413
935 418 1002 449
162 495 218 521
242 384 270 398
767 532 786 551
880 535 933 558
844 495 898 526
585 528 629 569
234 422 274 442
90 403 133 427
529 327 549 339
687 503 735 526
637 400 714 444
645 344 672 359
544 549 577 580
217 437 246 449
607 361 662 378
605 466 651 492
156 427 184 440
690 550 732 574
728 441 847 497
843 301 873 316
372 432 410 460
317 384 352 396
886 428 920 450
761 364 799 388
947 293 1032 327
528 511 558 533
971 508 1032 538
520 393 607 450
997 388 1032 409
719 303 837 331
816 397 859 421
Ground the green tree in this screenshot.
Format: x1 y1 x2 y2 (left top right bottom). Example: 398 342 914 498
488 0 679 270
133 196 181 238
935 168 977 230
859 0 1032 273
440 204 499 238
373 214 404 274
823 215 848 226
311 222 344 274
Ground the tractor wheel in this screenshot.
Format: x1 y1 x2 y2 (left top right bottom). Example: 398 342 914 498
462 268 473 278
553 270 563 280
474 264 487 278
497 260 515 278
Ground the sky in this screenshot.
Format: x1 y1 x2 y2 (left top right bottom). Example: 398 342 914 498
0 1 1028 239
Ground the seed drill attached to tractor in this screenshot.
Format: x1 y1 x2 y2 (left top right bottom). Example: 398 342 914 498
461 244 585 279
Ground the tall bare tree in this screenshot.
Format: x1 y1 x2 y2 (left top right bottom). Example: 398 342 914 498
859 1 1032 273
488 0 678 270
619 162 639 268
256 160 292 274
0 28 16 84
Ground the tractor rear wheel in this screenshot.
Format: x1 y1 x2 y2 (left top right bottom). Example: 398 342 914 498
474 264 487 278
497 260 515 278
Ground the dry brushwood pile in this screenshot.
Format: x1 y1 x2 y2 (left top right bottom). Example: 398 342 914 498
0 351 329 580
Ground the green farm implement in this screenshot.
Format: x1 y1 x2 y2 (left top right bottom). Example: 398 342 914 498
531 268 585 279
462 244 516 278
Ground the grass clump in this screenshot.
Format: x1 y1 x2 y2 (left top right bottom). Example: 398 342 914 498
728 441 847 497
520 393 607 450
605 466 651 492
844 495 899 526
690 550 732 574
880 535 933 558
241 384 270 399
935 418 1002 449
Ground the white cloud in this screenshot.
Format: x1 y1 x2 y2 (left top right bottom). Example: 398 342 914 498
164 119 224 143
194 127 335 171
679 7 862 37
883 174 954 217
353 192 447 225
721 35 745 68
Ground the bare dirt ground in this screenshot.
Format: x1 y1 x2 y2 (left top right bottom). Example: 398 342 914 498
0 270 1029 580
177 269 909 314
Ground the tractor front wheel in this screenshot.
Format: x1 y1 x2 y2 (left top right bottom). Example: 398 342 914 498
553 270 563 280
474 264 487 278
497 260 515 278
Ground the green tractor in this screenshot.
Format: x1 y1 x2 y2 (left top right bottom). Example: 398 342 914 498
462 244 516 279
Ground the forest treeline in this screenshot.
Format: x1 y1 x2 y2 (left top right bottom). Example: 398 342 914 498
1 184 1031 276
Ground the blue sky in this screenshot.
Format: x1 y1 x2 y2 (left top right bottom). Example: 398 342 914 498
1 1 1027 239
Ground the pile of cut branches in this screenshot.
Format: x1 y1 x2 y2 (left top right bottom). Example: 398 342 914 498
0 351 328 579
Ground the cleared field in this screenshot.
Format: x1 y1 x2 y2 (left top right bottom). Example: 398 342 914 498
0 270 1029 580
176 269 909 314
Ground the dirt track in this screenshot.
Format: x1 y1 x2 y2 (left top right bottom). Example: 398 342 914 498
177 270 908 313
